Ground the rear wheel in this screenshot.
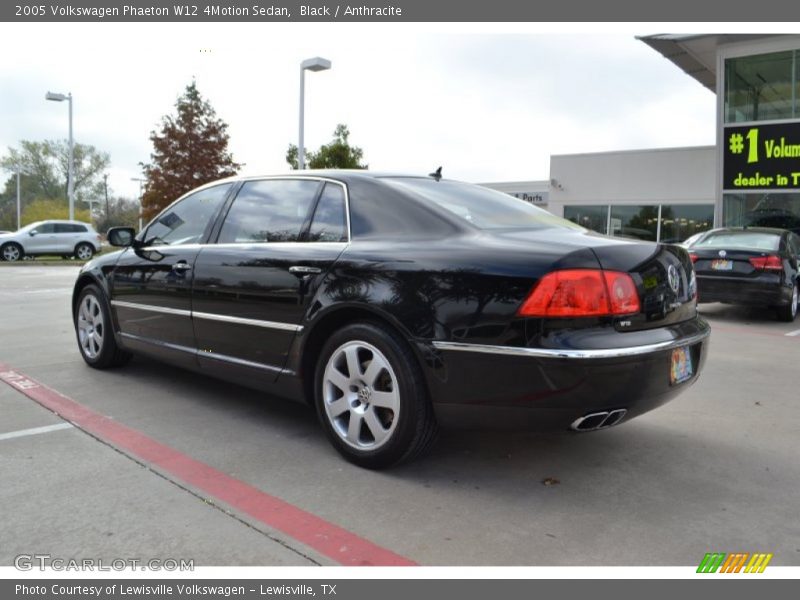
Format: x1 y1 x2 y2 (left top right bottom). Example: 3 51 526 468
1 242 23 262
314 322 438 469
776 282 798 322
74 243 95 261
75 284 132 368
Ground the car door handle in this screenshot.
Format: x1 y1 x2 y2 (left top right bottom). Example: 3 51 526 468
172 262 192 272
289 266 322 276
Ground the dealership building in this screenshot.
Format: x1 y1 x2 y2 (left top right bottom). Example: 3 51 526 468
485 34 800 243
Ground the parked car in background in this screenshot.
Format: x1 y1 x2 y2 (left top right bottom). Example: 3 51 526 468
687 227 800 321
678 232 706 248
71 171 709 468
0 220 101 262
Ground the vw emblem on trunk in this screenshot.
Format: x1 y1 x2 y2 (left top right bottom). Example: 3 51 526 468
719 250 727 258
667 264 680 293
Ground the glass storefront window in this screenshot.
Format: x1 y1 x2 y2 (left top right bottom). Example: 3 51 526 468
562 204 714 242
725 50 799 123
723 192 800 234
659 204 715 244
610 205 659 241
563 205 608 234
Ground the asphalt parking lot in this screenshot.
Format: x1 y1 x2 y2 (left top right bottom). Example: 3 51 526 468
1 266 798 567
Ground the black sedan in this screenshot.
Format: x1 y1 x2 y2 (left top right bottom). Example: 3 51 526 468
72 171 709 468
687 227 800 322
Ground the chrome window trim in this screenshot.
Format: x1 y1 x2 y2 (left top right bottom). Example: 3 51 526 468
432 329 710 360
111 300 191 318
192 311 303 332
111 301 303 332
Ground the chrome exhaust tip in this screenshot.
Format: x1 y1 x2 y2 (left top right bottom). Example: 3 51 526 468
570 409 627 432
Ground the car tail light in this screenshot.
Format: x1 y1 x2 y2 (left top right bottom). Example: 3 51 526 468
688 253 699 264
517 269 640 318
749 255 783 271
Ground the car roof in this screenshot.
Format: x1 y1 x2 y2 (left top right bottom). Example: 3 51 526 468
212 170 447 186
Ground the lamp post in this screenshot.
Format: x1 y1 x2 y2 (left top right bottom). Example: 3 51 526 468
298 57 331 170
2 164 27 230
131 177 145 231
45 91 74 220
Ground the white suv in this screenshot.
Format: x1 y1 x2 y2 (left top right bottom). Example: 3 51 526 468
0 220 101 262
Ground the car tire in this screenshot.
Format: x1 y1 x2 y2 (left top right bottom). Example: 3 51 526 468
1 242 24 262
314 322 439 469
74 243 95 261
74 284 132 369
776 282 798 322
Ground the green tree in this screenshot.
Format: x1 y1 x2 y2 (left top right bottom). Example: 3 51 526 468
94 197 140 233
140 81 241 222
286 124 368 170
0 140 110 229
22 199 90 226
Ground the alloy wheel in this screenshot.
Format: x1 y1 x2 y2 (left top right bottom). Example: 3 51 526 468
2 244 21 261
77 294 105 359
76 244 94 260
322 340 400 450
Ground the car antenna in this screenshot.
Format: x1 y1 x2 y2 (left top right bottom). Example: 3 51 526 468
429 166 442 181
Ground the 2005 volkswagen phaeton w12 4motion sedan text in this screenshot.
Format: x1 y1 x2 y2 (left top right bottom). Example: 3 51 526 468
71 171 709 468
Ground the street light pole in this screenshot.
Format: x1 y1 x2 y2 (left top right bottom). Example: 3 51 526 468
16 170 21 230
298 57 331 170
131 177 145 231
46 91 75 221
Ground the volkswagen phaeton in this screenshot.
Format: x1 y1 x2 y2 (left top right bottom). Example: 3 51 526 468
72 171 710 468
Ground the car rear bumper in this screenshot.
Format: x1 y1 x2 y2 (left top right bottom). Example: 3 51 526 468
696 275 788 306
425 318 710 431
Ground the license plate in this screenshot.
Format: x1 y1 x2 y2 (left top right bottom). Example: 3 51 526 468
711 259 733 271
670 346 694 385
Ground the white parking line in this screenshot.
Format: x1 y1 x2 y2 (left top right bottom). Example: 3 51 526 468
786 329 800 337
0 423 74 441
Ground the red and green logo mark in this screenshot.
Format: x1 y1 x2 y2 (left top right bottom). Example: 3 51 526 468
697 552 773 573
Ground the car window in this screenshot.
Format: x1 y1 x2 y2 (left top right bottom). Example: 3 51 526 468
307 183 347 242
55 223 87 233
694 231 780 251
218 179 321 244
34 223 56 234
145 184 232 246
382 178 581 231
789 233 800 256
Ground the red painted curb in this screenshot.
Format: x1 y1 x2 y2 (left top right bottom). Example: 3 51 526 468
0 363 416 567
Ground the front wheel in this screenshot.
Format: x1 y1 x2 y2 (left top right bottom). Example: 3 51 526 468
776 282 798 322
1 242 24 262
314 322 438 469
74 243 95 261
75 284 132 368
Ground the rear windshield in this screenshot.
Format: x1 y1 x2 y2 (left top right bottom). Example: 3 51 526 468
695 231 780 251
382 178 581 231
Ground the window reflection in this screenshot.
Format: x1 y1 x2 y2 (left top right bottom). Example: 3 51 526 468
218 179 320 244
145 184 231 246
563 205 609 234
725 50 799 123
724 192 800 234
308 184 347 242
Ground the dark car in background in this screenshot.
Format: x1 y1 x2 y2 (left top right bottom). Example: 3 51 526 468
687 227 800 322
71 171 709 468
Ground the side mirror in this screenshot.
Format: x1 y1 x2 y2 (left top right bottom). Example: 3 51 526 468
107 226 136 247
28 230 38 237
